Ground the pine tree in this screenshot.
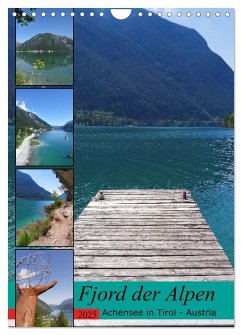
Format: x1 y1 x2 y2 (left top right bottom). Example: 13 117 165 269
53 310 69 327
34 307 43 327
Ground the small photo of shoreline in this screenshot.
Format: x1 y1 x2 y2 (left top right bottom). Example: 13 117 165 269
16 89 73 167
15 168 73 247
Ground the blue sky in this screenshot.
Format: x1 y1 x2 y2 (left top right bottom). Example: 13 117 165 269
16 249 73 305
16 89 73 126
152 8 234 70
16 8 73 43
18 169 63 194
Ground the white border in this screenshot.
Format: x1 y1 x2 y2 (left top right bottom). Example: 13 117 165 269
74 319 234 326
1 1 241 334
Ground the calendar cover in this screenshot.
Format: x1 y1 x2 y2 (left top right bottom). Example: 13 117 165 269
8 8 234 327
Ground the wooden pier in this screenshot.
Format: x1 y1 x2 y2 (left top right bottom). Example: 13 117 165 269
74 189 234 282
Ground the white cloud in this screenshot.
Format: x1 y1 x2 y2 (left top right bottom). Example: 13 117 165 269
16 99 30 112
17 267 37 280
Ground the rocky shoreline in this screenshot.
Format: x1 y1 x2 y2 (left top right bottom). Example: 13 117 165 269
16 133 35 166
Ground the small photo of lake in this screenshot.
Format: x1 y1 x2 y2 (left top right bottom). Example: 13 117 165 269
16 9 73 86
16 169 74 247
16 249 73 327
16 89 73 167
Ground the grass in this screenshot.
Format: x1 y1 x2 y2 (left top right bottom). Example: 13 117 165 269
16 71 28 85
16 194 65 247
16 218 50 246
16 127 33 148
31 139 41 146
16 60 46 85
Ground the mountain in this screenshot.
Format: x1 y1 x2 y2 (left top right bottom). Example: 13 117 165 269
59 192 67 200
37 298 52 316
49 298 73 311
74 9 234 125
17 33 73 52
63 120 73 132
16 106 52 130
16 170 52 200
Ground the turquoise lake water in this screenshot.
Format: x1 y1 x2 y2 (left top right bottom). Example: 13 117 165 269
74 126 234 264
16 53 73 85
16 199 53 230
8 126 234 278
29 130 73 167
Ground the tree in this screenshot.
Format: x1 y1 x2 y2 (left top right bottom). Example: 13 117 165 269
51 310 69 327
34 307 43 327
223 113 234 128
15 8 37 26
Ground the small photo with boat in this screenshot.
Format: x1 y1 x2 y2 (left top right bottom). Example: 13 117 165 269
16 169 73 247
16 89 73 167
16 9 73 86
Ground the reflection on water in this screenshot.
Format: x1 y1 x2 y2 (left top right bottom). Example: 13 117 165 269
17 52 73 70
16 52 73 85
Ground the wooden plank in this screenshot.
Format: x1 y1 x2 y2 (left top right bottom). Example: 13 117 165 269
74 268 234 276
74 240 223 249
74 275 234 282
76 235 217 241
87 203 198 207
74 249 226 257
75 256 231 268
75 225 211 229
75 228 213 234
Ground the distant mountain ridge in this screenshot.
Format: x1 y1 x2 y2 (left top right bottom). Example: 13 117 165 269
16 170 52 200
17 33 73 52
74 9 234 125
16 106 52 130
49 298 73 310
63 120 73 132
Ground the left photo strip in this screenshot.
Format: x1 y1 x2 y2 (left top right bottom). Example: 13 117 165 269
8 8 75 327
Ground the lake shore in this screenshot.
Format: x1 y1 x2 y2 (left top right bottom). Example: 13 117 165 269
16 133 35 166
